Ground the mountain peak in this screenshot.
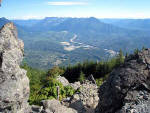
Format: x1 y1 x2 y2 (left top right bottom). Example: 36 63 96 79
2 22 15 30
1 22 18 39
0 17 10 29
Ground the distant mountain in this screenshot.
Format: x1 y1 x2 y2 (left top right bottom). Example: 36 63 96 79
14 17 68 32
36 17 150 51
12 19 41 27
51 17 127 34
0 17 10 28
27 17 128 33
1 17 150 69
101 19 150 31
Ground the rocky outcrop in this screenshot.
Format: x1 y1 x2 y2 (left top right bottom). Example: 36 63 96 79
0 23 30 112
96 49 150 113
56 75 99 113
62 80 99 113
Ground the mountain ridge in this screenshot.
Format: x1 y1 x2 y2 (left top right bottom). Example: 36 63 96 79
1 17 150 69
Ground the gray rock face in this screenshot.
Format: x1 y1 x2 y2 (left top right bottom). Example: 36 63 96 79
0 23 30 113
117 90 150 113
57 75 69 86
70 81 81 90
62 80 99 113
96 49 150 113
42 99 77 113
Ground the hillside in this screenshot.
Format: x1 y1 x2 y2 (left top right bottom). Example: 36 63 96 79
1 17 150 69
101 18 150 31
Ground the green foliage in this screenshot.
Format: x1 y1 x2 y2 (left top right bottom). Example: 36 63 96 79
21 51 126 105
64 86 76 97
62 55 125 83
134 48 139 55
47 66 64 78
125 53 128 58
116 49 124 66
32 77 75 105
78 71 86 83
96 78 104 87
142 46 146 50
96 74 109 87
21 63 76 105
21 62 47 105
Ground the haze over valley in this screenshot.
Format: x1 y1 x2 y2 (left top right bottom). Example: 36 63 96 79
1 17 150 69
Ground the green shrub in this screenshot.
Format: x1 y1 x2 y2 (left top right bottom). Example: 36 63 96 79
96 74 109 87
21 63 77 105
78 71 85 83
47 66 64 78
96 78 104 87
64 86 75 96
28 76 76 105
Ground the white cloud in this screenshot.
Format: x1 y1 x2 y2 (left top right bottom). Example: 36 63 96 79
47 2 87 6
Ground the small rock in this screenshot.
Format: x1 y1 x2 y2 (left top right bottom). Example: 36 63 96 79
42 99 77 113
57 75 69 86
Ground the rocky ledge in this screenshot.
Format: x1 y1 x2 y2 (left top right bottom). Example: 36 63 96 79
96 49 150 113
0 23 30 113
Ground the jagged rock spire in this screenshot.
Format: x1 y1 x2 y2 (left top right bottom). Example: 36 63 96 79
0 23 30 113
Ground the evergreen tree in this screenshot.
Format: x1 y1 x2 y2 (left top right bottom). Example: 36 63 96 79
142 46 146 50
116 49 124 66
78 71 85 83
125 52 128 59
134 48 139 55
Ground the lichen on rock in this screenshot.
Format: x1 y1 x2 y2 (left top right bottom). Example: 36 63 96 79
0 23 30 113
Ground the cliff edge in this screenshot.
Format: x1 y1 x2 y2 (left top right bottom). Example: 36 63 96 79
96 49 150 113
0 23 30 113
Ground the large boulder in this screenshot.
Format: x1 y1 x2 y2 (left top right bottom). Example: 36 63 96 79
0 23 30 112
96 49 150 113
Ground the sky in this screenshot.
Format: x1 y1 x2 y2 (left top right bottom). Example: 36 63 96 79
0 0 150 19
